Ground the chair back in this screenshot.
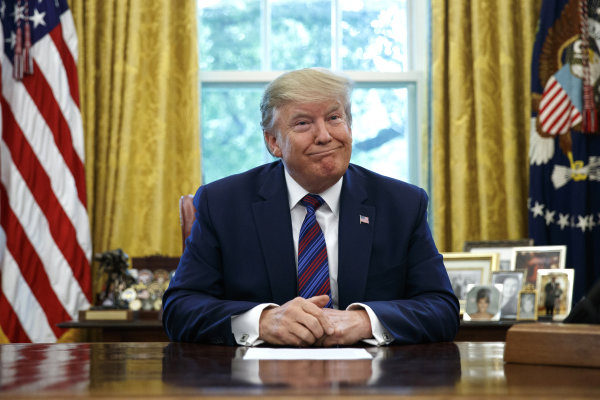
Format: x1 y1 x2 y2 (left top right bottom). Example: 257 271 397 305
179 194 196 252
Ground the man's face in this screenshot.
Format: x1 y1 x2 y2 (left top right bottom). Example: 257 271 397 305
265 99 352 193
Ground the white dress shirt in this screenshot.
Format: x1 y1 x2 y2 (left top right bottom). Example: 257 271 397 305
231 169 392 346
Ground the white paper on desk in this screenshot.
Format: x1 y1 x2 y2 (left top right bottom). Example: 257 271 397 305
243 347 372 360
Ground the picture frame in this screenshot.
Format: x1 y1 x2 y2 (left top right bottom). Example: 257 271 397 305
536 268 575 321
442 252 500 314
463 284 503 321
517 286 538 320
510 245 567 287
491 270 526 319
464 239 534 271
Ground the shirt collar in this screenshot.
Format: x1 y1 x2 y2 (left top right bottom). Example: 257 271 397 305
284 169 343 216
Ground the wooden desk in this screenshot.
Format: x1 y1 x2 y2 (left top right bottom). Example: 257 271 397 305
58 319 169 342
456 320 521 341
58 319 518 343
1 341 599 399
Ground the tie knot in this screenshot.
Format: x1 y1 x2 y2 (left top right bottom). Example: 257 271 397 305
301 194 325 212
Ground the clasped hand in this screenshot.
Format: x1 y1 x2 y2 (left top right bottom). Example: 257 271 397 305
258 295 372 347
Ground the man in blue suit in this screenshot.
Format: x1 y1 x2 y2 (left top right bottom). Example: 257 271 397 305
163 68 459 346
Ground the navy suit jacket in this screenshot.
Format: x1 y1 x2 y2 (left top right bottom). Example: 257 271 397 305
162 161 459 345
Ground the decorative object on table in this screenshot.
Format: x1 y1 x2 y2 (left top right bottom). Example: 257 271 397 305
442 252 500 315
464 239 534 271
510 245 567 287
516 284 538 321
125 268 174 313
79 253 177 321
463 284 502 322
80 249 136 321
536 268 575 321
491 270 527 319
95 248 136 307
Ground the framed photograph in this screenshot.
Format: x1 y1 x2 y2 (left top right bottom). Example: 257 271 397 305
517 287 538 320
511 245 567 287
443 252 500 314
464 239 534 271
463 284 503 321
536 268 575 321
491 270 526 319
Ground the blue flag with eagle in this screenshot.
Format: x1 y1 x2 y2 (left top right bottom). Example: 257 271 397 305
530 0 600 304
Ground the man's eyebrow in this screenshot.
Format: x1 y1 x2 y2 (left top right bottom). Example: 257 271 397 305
288 103 343 120
326 103 343 114
289 111 312 120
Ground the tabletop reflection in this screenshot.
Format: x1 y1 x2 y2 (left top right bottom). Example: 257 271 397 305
161 342 461 391
6 341 598 398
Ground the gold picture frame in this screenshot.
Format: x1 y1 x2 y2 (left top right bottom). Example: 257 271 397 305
516 285 538 320
442 252 500 315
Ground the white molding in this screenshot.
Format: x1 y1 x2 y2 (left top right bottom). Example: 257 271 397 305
408 0 428 71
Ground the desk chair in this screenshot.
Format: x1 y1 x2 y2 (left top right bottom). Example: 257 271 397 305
179 194 196 252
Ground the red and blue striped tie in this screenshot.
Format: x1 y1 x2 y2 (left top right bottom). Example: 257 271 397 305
298 194 332 308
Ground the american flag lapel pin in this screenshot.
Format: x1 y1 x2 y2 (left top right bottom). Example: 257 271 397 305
359 215 369 224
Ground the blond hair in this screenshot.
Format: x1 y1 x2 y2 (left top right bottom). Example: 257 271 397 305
260 68 354 132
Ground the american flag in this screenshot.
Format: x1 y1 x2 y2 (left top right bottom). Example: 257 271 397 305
538 74 582 135
1 0 92 342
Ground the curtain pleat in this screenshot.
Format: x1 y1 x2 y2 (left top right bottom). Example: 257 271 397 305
70 0 201 266
431 0 542 251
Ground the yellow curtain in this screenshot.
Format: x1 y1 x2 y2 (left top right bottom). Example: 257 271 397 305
431 0 542 252
69 0 201 260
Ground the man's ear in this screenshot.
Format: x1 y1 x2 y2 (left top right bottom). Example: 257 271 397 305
263 131 282 157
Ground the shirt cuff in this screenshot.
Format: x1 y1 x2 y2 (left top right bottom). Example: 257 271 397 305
347 303 393 346
231 303 278 346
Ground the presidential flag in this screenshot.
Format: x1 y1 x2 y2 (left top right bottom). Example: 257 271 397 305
529 0 600 303
1 0 92 342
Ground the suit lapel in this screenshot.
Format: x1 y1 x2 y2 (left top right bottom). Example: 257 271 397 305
252 163 298 304
337 168 375 309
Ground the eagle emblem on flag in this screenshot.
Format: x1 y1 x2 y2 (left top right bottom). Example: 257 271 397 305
529 0 600 304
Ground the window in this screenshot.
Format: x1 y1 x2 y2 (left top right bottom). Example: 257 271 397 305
198 0 426 184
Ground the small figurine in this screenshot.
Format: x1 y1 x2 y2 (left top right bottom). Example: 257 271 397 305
94 249 136 309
